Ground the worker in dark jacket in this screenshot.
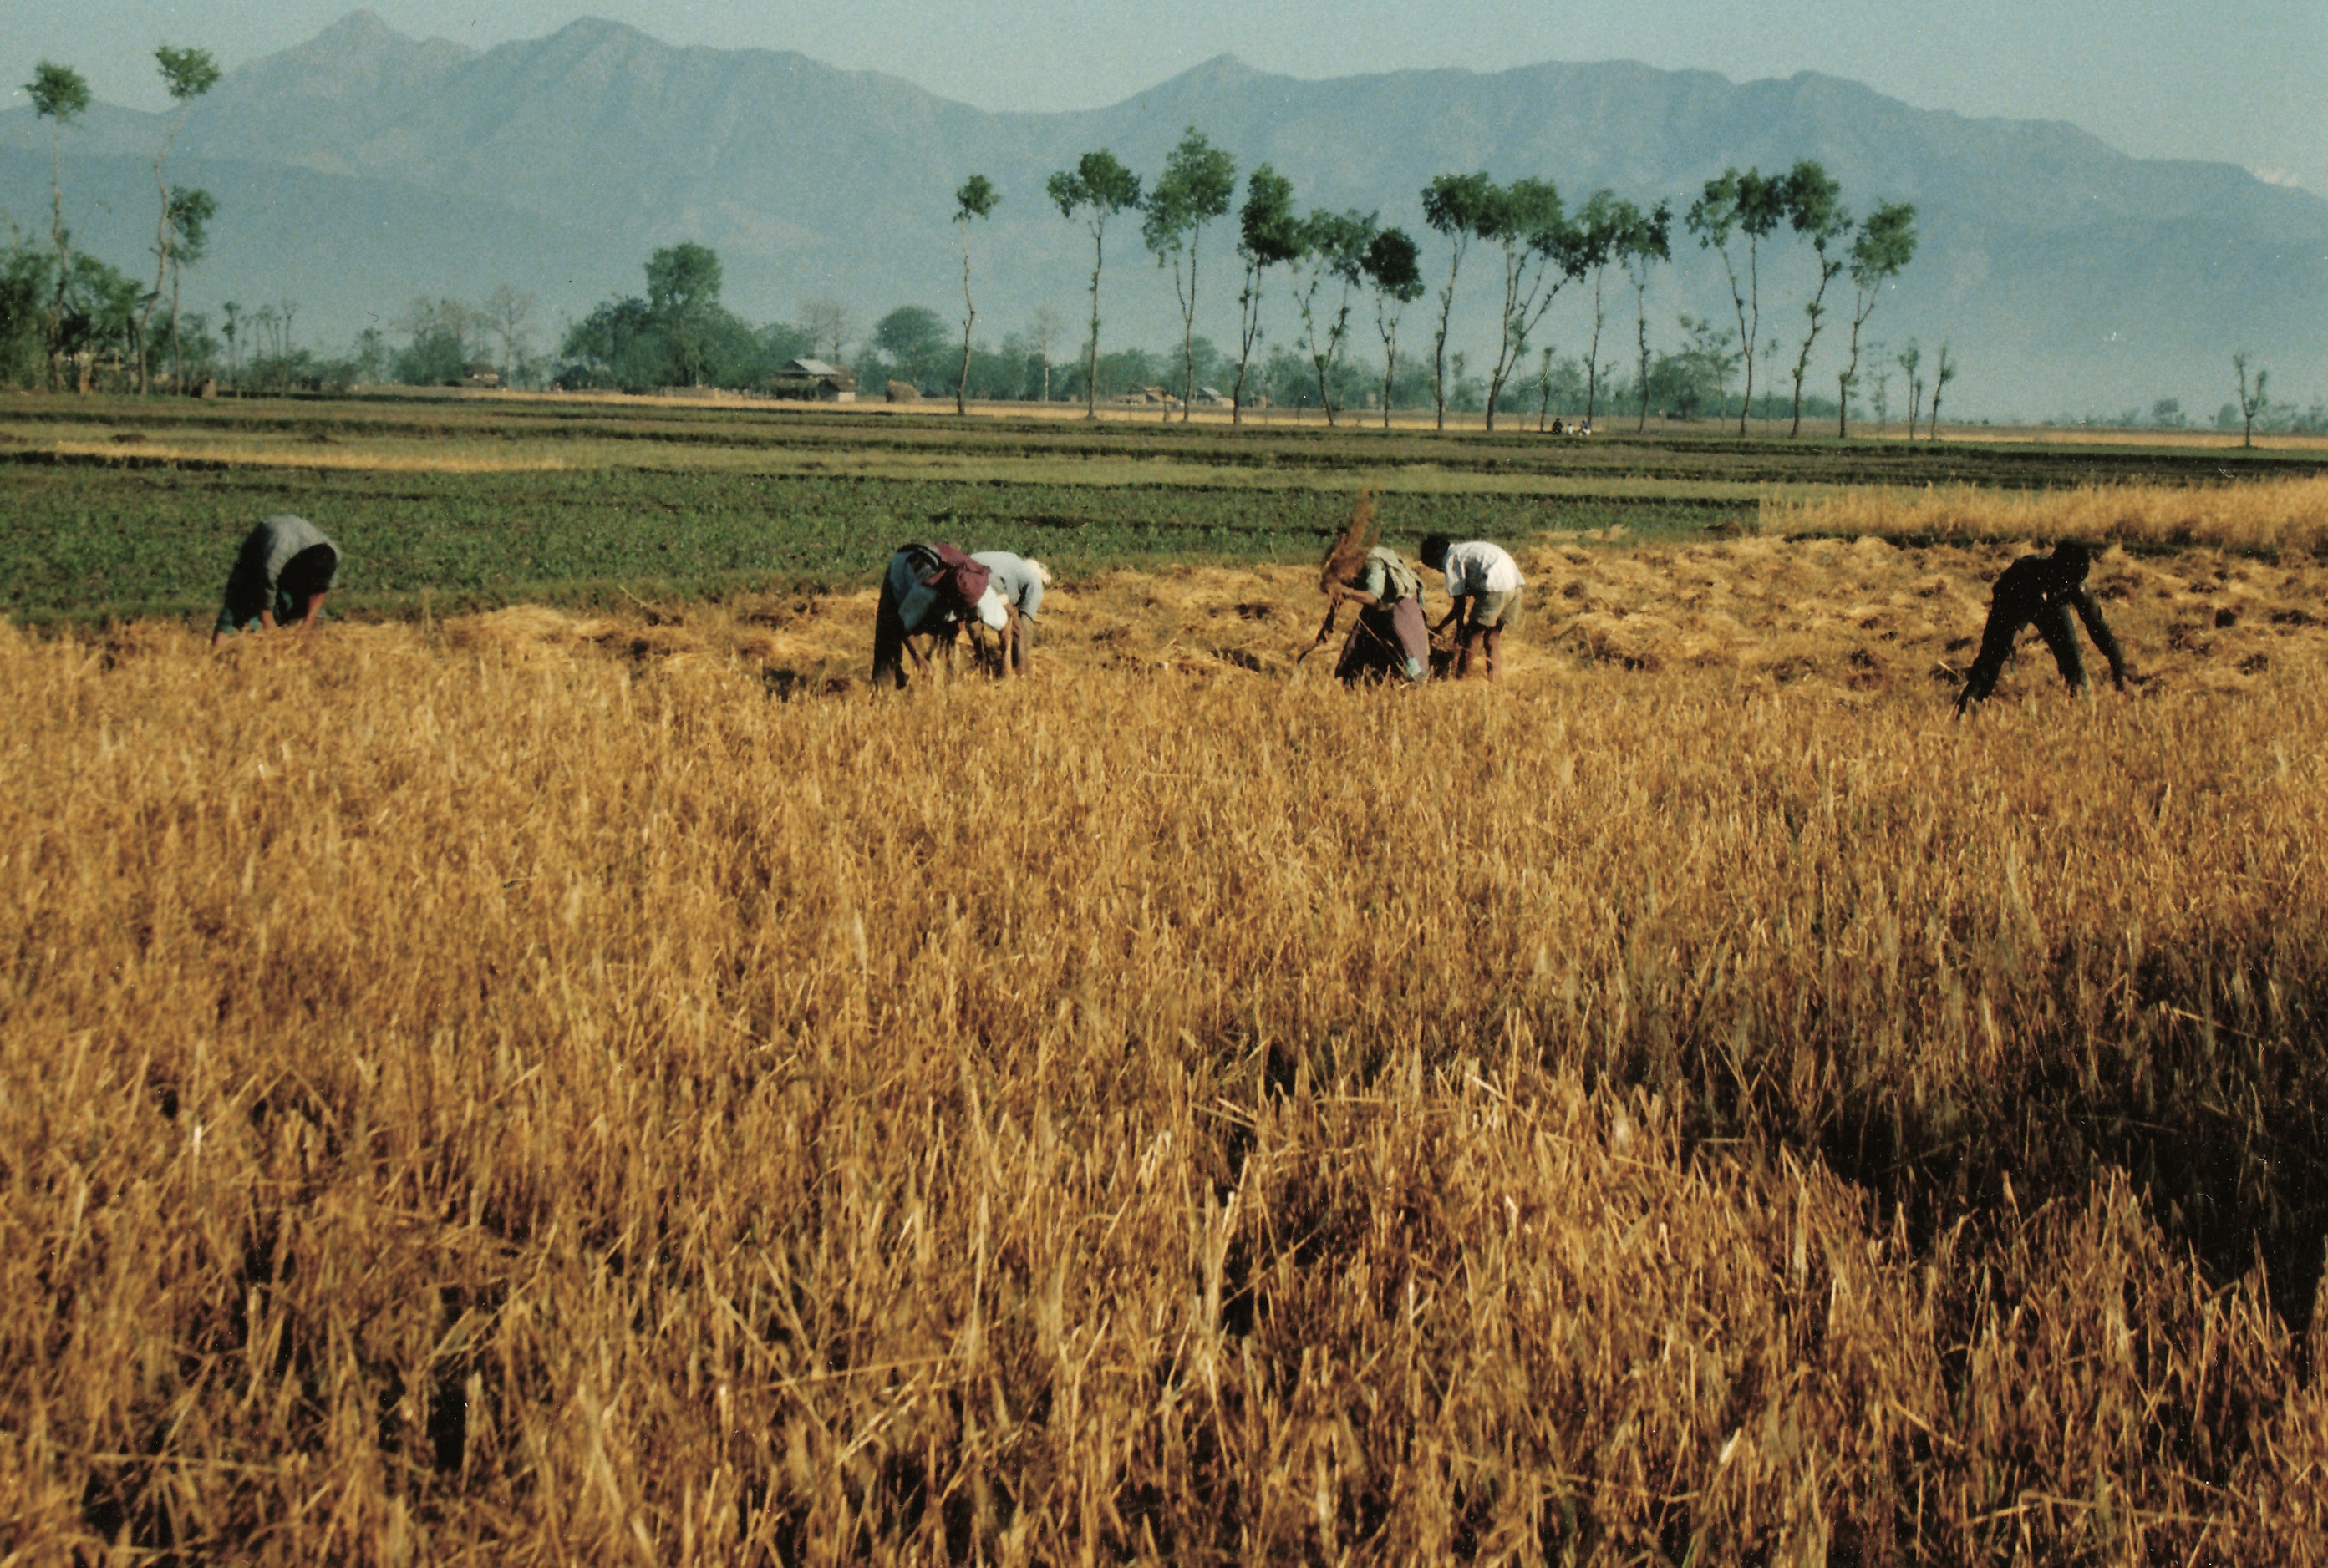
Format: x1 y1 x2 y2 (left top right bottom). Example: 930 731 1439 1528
1955 540 2128 714
212 515 341 648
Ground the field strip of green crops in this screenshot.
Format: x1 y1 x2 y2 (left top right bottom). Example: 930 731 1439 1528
7 390 2325 626
3 459 1747 626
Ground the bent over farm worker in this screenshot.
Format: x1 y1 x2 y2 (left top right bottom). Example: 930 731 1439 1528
1420 534 1525 682
969 551 1051 678
1324 544 1431 686
871 541 1009 689
1955 540 2130 715
212 514 342 649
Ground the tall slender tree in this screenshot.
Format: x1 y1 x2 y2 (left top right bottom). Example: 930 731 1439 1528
1421 171 1498 431
1027 307 1062 403
1685 167 1787 434
800 298 855 364
1896 341 1924 439
953 174 999 415
1479 178 1578 432
1619 203 1673 432
164 186 216 390
1046 150 1143 419
1360 226 1423 430
1572 190 1622 424
27 62 90 391
1678 314 1742 419
140 45 221 392
1929 343 1957 439
1141 129 1237 422
2234 352 2270 449
1778 161 1850 437
1835 203 1919 437
1231 165 1301 425
1290 209 1375 425
484 283 537 388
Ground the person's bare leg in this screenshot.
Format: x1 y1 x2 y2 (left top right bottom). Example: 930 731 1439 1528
1482 625 1503 681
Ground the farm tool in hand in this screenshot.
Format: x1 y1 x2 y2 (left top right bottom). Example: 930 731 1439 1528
1296 595 1343 667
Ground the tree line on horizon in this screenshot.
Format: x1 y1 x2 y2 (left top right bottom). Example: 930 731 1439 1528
540 132 1931 436
8 66 2321 437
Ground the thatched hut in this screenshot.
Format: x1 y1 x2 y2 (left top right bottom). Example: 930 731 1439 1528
767 358 859 402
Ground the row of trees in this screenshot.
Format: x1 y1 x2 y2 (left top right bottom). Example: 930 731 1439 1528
958 134 1924 435
544 231 1964 430
16 58 2315 436
12 48 222 393
2 72 1943 436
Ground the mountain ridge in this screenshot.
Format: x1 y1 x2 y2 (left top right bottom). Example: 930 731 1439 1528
3 11 2320 415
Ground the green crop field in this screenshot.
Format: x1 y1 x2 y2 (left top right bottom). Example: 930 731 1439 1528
7 391 2324 623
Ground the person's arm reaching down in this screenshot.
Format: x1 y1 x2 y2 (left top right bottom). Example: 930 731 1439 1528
2068 587 2128 689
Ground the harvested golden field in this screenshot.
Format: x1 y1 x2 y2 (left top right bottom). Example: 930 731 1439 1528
8 532 2328 1564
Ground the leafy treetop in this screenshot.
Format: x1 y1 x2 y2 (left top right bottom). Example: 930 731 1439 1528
155 45 221 104
27 62 91 123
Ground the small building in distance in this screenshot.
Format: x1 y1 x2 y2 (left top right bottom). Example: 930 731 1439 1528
768 358 859 402
457 361 502 389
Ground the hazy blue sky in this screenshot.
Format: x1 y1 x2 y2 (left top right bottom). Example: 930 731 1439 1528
8 1 2325 194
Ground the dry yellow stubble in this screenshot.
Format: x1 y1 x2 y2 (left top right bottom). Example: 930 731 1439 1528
6 538 2328 1563
1767 473 2328 554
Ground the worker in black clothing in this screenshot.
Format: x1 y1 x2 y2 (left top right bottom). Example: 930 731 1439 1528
1955 540 2128 715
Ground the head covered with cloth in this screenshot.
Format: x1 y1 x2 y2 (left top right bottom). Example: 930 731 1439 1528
871 540 1009 688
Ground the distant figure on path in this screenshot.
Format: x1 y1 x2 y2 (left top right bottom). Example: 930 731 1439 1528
969 551 1051 678
872 542 1009 688
212 515 341 648
1955 540 2129 714
1421 534 1526 682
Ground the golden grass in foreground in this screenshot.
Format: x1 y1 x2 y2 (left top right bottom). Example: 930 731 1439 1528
7 548 2328 1562
1768 472 2328 554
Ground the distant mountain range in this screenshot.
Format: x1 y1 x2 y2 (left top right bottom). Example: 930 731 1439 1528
3 10 2322 416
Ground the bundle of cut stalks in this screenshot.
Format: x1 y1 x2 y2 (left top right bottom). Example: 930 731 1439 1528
1318 487 1380 592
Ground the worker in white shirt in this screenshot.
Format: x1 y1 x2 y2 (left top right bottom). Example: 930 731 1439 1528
1419 534 1525 682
